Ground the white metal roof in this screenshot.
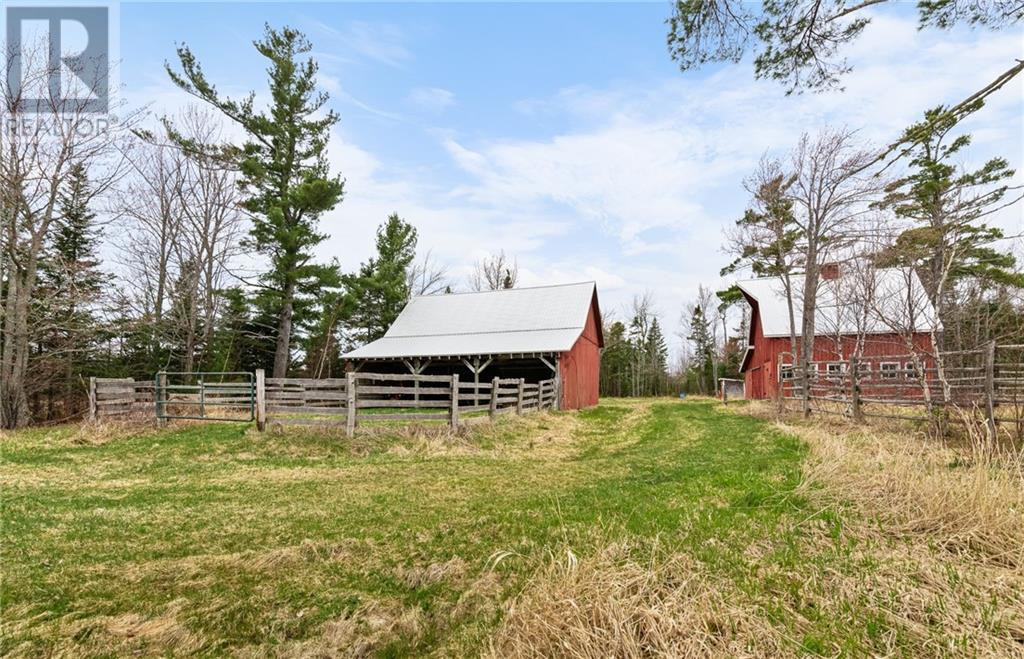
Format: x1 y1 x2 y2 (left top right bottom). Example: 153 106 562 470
736 267 940 338
342 281 598 360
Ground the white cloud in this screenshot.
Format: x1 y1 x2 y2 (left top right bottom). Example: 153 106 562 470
408 87 455 112
308 19 410 68
419 12 1022 339
119 9 1024 359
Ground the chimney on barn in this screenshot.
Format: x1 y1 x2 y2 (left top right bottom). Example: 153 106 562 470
820 262 841 280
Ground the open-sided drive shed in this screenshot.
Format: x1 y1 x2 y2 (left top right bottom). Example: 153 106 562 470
341 282 603 410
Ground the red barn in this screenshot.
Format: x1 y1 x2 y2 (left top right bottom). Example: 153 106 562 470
737 266 939 400
342 282 603 410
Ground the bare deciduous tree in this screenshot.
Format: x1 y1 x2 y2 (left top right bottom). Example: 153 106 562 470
406 249 449 297
787 128 883 415
470 250 518 291
113 107 244 374
0 39 140 427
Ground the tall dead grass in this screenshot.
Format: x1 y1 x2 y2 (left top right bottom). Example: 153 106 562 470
754 402 1024 570
487 543 783 659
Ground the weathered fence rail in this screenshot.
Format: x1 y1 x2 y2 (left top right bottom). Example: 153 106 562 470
778 341 1023 438
261 371 558 435
89 370 559 434
89 378 155 419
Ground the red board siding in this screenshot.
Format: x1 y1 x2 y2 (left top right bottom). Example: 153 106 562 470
742 300 935 400
559 295 602 410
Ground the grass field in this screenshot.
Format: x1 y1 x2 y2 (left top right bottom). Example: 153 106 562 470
2 399 1022 657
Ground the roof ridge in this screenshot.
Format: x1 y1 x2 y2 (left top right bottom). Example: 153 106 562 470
411 280 595 299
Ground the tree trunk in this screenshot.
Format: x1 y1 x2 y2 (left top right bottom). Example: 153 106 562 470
273 283 295 378
1 260 39 428
800 259 819 418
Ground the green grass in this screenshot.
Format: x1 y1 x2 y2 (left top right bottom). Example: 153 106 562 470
0 399 962 656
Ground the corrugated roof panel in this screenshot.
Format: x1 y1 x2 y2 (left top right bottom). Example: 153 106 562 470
737 268 940 337
342 282 597 360
344 328 585 359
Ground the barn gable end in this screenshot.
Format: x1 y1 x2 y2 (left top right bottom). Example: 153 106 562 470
559 290 603 409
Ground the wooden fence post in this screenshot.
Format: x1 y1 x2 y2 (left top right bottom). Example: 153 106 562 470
450 374 460 429
156 371 167 427
516 378 525 415
489 376 499 420
346 372 357 438
985 340 997 440
849 356 863 423
88 377 97 421
255 369 266 431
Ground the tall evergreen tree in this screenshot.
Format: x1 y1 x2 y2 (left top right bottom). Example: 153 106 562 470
877 102 1023 335
33 163 107 418
345 214 418 345
166 24 345 377
599 320 631 397
646 317 669 395
687 304 715 394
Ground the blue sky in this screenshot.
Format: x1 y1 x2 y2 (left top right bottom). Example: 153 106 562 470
116 1 1024 355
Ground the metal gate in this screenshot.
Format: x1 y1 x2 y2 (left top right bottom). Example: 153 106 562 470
154 371 255 422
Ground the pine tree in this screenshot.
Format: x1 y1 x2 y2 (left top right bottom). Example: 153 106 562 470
687 305 715 394
345 214 418 345
600 321 631 397
33 163 107 418
646 317 669 395
166 25 345 377
878 102 1023 341
203 288 277 374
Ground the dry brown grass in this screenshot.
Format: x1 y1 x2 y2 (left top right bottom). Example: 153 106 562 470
0 599 205 658
69 416 157 445
232 599 426 658
745 401 1024 570
258 409 581 460
487 543 786 659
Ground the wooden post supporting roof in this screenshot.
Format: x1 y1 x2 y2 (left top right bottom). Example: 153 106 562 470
462 357 492 405
404 359 430 405
539 355 560 410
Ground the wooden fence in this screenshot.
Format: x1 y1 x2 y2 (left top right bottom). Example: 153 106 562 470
88 378 155 419
778 341 1024 438
88 371 559 434
262 372 558 435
